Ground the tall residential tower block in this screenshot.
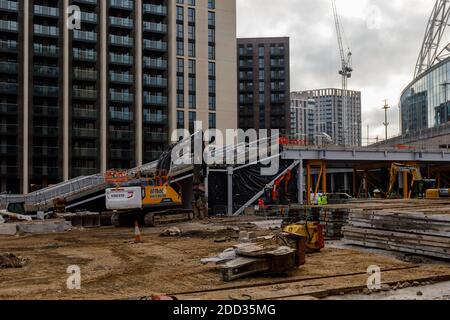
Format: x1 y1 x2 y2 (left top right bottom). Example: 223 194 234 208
0 0 237 193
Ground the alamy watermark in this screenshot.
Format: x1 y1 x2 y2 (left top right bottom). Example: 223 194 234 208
171 122 280 176
67 5 81 30
67 265 81 290
367 265 382 290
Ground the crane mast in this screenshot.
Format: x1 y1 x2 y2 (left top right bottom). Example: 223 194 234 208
332 0 353 145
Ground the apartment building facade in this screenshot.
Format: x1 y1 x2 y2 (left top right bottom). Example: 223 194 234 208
0 0 236 194
237 37 290 135
291 89 362 146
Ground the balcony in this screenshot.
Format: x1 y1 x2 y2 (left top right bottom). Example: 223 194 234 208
0 166 18 176
34 43 59 57
143 94 167 106
110 72 133 84
143 75 167 87
34 85 59 96
33 146 59 156
72 108 97 119
143 4 167 16
143 57 167 70
143 112 167 124
34 65 59 77
0 82 18 94
239 96 254 105
0 144 17 155
32 166 59 178
0 0 19 12
73 88 97 100
34 24 59 37
110 0 133 10
0 61 18 73
239 60 254 69
80 12 97 24
73 128 98 138
110 16 134 28
0 103 17 114
110 91 133 103
34 5 59 17
73 30 97 42
73 68 97 81
109 130 132 140
110 110 134 121
110 53 133 65
72 167 98 177
0 39 17 52
110 149 133 159
0 124 18 135
73 148 97 158
270 47 286 56
34 126 58 136
143 39 167 51
270 72 285 80
270 60 285 68
0 20 18 32
144 150 163 161
144 131 168 142
109 34 133 47
33 105 58 117
73 48 97 61
143 22 167 33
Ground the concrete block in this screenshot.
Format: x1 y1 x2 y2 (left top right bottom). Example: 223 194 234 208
0 224 18 236
17 220 72 235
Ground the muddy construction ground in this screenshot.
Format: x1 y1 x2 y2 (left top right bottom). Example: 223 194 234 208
1 217 450 300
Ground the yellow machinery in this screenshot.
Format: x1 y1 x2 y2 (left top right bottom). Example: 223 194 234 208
106 171 193 227
142 185 182 208
426 188 450 199
386 163 448 199
282 222 325 252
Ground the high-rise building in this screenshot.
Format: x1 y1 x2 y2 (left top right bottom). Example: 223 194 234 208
237 37 290 135
0 0 237 194
291 89 362 146
290 92 315 142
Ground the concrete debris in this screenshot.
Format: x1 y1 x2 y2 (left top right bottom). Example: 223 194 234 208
58 211 101 228
0 210 32 222
17 220 72 235
201 248 236 265
0 253 28 269
161 227 182 237
0 224 18 236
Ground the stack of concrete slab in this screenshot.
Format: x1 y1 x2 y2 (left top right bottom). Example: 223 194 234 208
320 209 349 238
343 208 450 260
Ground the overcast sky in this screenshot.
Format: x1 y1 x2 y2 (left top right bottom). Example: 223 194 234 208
237 0 440 143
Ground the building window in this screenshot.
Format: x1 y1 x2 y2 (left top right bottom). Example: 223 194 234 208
208 11 215 27
177 41 184 56
189 94 196 109
177 24 184 38
177 58 184 74
208 62 215 77
189 59 196 75
188 42 196 57
209 96 216 110
208 45 215 60
188 0 195 5
189 111 196 131
209 113 216 129
177 111 184 129
176 6 184 21
177 93 184 108
188 8 195 24
208 28 215 43
208 0 215 9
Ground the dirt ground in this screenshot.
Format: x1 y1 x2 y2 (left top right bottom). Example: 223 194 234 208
1 217 450 300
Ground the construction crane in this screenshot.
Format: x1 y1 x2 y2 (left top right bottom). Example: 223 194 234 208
332 0 353 145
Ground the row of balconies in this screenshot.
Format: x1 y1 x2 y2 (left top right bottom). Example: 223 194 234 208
0 0 18 12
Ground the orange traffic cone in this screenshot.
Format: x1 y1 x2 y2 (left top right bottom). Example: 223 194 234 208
134 221 142 243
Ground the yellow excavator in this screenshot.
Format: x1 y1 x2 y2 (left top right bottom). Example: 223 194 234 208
386 163 448 199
